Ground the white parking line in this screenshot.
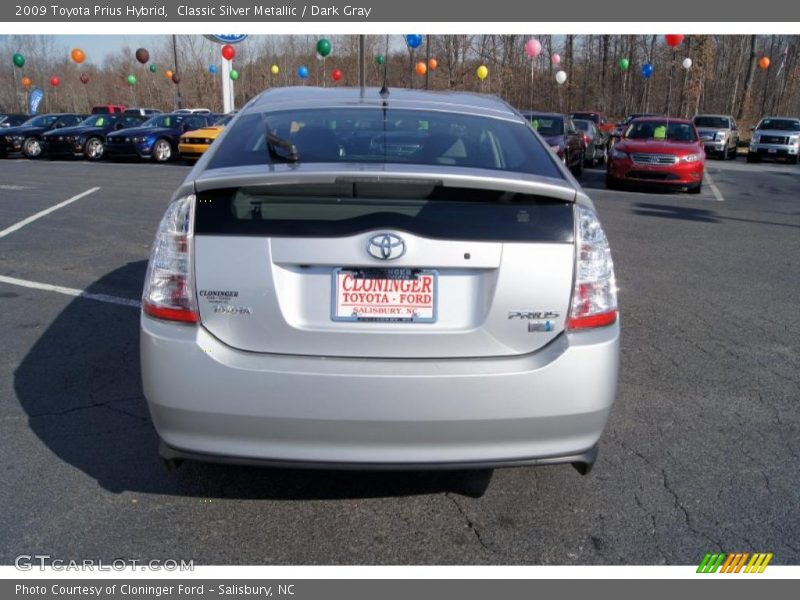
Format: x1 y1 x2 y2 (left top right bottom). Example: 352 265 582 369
0 274 139 308
0 187 100 239
704 172 725 202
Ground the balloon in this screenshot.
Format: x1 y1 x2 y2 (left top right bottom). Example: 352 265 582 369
665 35 685 48
525 39 542 59
415 61 427 76
551 53 561 66
135 48 150 64
428 58 438 71
221 44 236 61
71 48 85 64
127 74 137 86
376 54 385 65
759 56 770 70
316 38 332 58
12 53 25 68
555 70 567 85
50 75 60 87
406 35 423 49
21 76 32 88
476 65 489 81
270 64 279 75
165 70 174 79
331 68 343 82
618 58 630 71
641 63 654 79
298 65 309 79
208 65 218 74
79 73 89 84
682 58 692 70
229 70 239 81
149 64 157 73
171 73 181 84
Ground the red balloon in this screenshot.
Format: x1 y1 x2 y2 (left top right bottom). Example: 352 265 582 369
221 44 236 61
331 68 342 82
665 34 685 48
79 73 89 84
50 75 60 87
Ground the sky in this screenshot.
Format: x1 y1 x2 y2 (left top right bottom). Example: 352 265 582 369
28 35 170 65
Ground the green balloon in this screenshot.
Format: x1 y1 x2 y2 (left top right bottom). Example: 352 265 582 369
618 58 630 71
127 74 137 85
376 54 385 65
149 64 157 73
229 69 239 81
12 53 25 68
316 38 332 58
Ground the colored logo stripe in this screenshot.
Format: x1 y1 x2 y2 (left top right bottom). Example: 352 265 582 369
697 552 773 573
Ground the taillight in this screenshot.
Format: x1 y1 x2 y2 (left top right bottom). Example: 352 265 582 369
142 194 198 324
567 205 618 330
583 134 591 146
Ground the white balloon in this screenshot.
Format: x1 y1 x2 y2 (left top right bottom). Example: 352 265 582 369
555 70 567 85
682 58 692 70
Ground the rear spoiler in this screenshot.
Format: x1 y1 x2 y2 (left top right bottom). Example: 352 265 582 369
192 164 579 203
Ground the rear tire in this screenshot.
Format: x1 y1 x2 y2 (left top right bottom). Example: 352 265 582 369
788 155 799 165
571 150 584 177
605 173 621 190
459 469 494 498
746 152 759 163
688 181 702 194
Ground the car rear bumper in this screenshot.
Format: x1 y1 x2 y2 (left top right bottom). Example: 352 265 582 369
141 314 620 468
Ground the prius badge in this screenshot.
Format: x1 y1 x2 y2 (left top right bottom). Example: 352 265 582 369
367 233 406 260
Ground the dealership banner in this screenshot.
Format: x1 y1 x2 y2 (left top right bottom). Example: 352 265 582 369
3 579 798 599
3 0 800 22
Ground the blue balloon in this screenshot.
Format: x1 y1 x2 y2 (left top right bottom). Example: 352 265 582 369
406 34 423 49
298 65 309 79
641 63 654 79
208 65 218 74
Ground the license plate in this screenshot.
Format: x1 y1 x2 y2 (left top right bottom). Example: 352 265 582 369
768 148 777 153
332 268 437 323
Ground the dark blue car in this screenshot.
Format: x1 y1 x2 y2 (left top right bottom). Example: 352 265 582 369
1 113 86 158
40 114 147 160
104 113 215 162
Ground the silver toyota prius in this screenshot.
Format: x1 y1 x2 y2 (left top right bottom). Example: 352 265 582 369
141 87 619 479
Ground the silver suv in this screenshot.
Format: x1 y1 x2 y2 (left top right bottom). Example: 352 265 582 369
693 114 740 160
748 117 800 164
140 88 620 482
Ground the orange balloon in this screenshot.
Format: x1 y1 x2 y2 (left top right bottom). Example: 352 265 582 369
71 48 85 64
758 56 770 70
21 76 31 88
165 70 174 79
428 58 438 71
415 61 427 76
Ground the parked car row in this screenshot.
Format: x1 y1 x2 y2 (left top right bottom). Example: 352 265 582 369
0 110 235 162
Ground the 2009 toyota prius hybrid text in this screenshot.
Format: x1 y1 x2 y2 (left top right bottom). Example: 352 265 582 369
140 87 620 481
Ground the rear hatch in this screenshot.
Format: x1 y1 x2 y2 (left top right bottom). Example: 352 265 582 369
192 168 576 359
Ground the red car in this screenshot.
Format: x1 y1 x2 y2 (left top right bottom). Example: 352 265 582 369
606 117 705 194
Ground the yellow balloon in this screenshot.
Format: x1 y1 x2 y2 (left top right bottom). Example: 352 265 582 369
271 64 279 75
476 65 489 81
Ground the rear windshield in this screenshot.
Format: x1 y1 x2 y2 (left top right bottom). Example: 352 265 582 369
207 108 561 179
625 121 698 141
194 183 574 243
573 120 594 133
571 113 599 123
694 116 730 128
758 119 800 131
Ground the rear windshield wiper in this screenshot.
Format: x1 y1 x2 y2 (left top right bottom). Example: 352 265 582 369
266 131 299 162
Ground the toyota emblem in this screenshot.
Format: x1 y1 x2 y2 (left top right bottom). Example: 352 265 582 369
367 233 406 260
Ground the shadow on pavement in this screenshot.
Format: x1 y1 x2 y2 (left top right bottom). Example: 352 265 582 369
14 261 491 499
631 203 721 223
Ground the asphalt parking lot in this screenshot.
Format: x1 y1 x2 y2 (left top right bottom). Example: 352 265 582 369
0 156 798 566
